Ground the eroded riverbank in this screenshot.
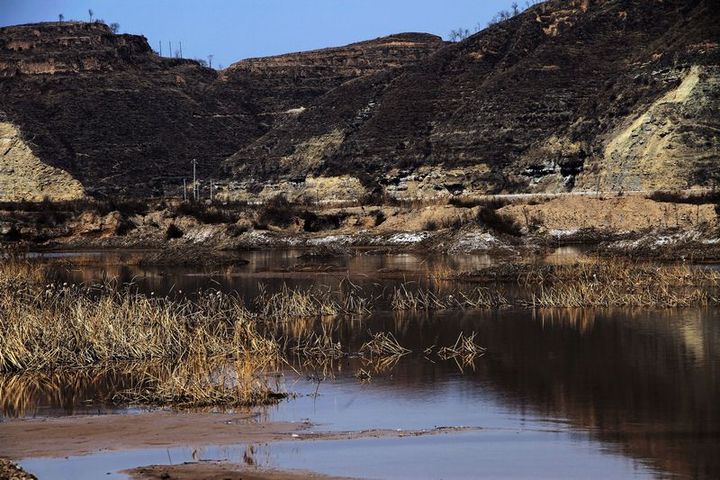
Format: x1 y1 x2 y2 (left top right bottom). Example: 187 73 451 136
5 192 720 261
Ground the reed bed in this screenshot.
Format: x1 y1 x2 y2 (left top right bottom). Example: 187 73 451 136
520 260 720 308
0 278 271 372
256 284 339 319
4 255 715 408
339 278 374 316
113 355 285 408
453 259 720 308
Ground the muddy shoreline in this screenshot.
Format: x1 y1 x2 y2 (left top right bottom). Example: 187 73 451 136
0 412 474 460
126 463 351 480
0 412 475 480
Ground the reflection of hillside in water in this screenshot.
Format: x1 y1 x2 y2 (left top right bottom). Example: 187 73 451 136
380 308 720 480
276 306 719 478
2 306 717 477
43 247 584 298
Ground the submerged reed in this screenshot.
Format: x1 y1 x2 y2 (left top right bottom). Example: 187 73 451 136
113 355 285 408
0 284 269 372
437 332 486 360
391 284 509 311
0 258 285 375
360 332 411 357
256 283 339 319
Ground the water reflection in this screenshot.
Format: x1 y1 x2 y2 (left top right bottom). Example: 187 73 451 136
36 247 584 298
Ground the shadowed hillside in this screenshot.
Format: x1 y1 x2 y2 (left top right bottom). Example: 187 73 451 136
0 23 443 199
0 0 718 202
228 0 720 201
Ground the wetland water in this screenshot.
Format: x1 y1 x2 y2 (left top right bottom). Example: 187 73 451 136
3 250 720 479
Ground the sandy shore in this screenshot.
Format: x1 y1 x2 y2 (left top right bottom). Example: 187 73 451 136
0 411 304 460
0 410 473 460
126 462 353 480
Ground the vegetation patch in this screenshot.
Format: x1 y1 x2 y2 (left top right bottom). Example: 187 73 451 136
457 260 720 308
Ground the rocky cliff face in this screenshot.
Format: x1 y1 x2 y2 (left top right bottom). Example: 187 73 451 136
0 23 443 200
227 0 720 200
1 0 718 202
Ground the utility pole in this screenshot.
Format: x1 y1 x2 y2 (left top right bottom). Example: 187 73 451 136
183 178 187 201
179 41 183 59
208 54 213 68
158 41 162 56
209 181 213 202
192 159 197 202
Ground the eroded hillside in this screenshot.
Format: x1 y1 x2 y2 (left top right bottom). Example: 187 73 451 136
227 0 720 201
0 0 718 202
0 23 443 200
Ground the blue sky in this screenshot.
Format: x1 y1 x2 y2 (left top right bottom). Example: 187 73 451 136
1 0 520 68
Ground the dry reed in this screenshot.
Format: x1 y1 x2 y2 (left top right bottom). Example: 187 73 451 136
0 260 278 373
520 260 720 308
113 355 285 408
290 328 344 361
391 284 508 310
360 332 411 357
437 332 486 360
256 283 338 319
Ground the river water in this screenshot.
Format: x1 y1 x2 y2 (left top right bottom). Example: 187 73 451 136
5 250 720 479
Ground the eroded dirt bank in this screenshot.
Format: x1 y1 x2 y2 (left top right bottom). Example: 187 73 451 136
3 193 720 260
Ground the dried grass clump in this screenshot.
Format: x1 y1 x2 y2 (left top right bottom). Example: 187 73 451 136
291 329 344 361
113 356 285 408
339 278 374 316
360 332 410 357
522 260 720 308
257 284 339 320
437 332 486 360
391 285 445 311
391 284 508 311
0 255 45 285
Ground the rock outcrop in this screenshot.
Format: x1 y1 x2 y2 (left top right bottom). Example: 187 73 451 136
0 22 258 197
0 119 84 201
220 33 446 119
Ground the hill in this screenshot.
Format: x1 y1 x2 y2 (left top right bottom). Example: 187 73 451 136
0 22 443 199
227 0 720 201
0 0 718 202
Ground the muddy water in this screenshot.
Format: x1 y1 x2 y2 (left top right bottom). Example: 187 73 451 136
5 250 720 479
